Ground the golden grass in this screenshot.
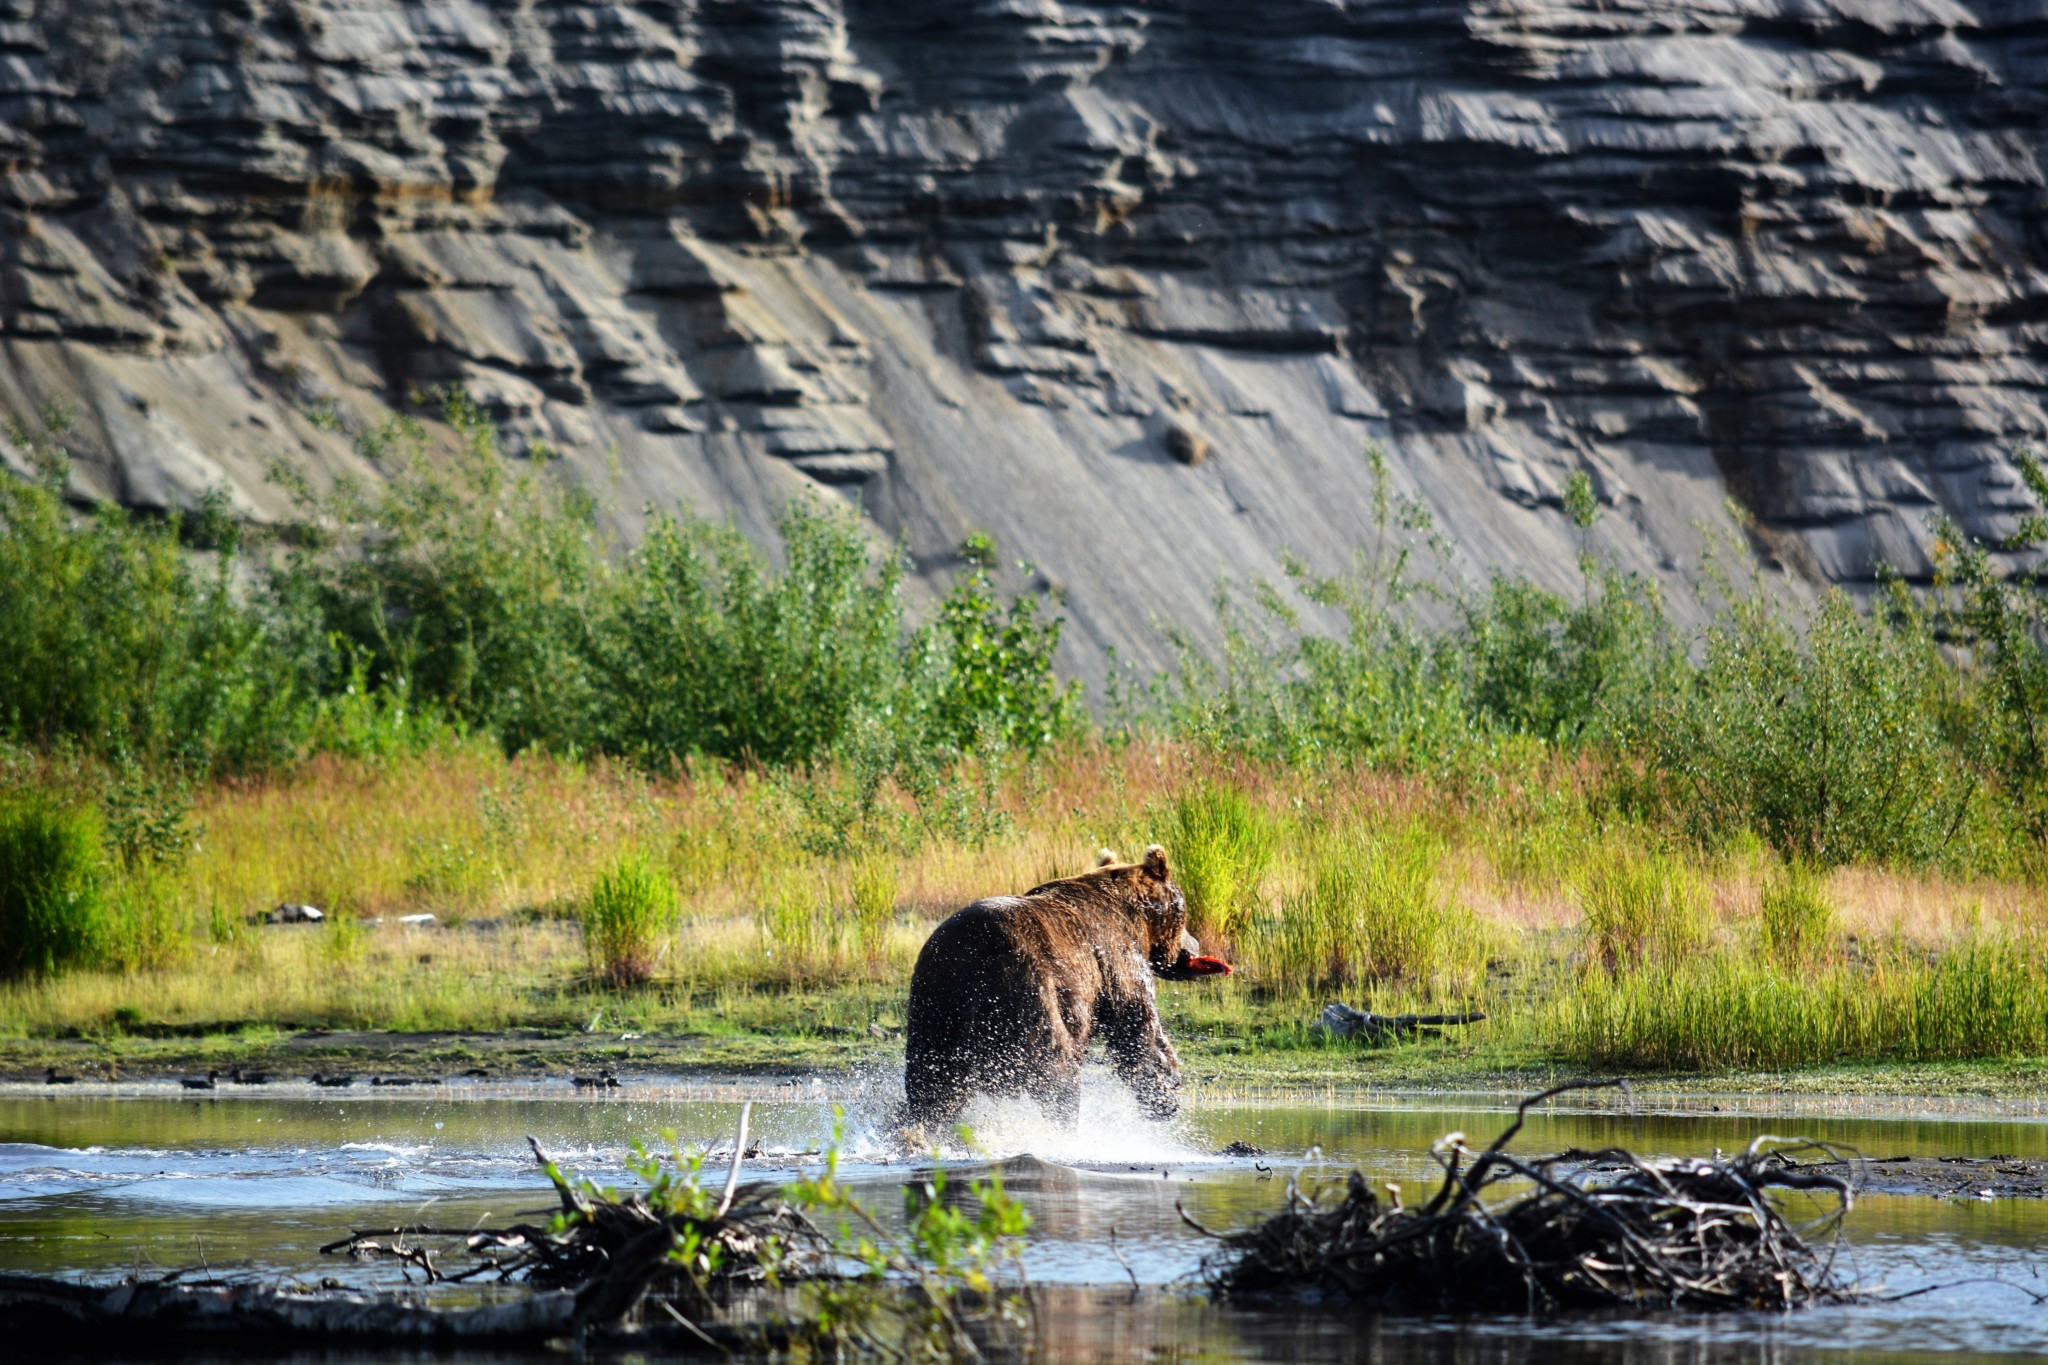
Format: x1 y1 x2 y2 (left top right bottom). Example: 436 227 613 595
1 741 2041 1069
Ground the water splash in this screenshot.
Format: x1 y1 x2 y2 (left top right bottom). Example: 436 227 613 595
834 1068 1210 1168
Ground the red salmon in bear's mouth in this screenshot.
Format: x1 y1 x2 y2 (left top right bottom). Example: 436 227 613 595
1157 947 1233 980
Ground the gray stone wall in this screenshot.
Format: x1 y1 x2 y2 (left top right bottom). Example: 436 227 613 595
4 0 2046 678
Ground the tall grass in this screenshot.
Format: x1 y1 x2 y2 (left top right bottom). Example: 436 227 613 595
0 791 107 978
1242 821 1487 999
581 851 678 986
1553 933 2048 1069
1576 844 1706 970
752 859 903 980
850 857 899 966
0 744 2037 1077
756 867 837 980
1758 861 1835 960
1160 780 1275 942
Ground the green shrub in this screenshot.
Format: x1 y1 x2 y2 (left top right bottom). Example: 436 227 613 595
1576 843 1705 971
0 442 309 774
1633 586 1972 866
271 397 1071 833
273 394 606 755
592 501 908 768
926 532 1079 756
99 763 199 871
0 790 108 977
1461 566 1671 744
1758 861 1835 961
1930 451 2048 841
582 850 678 986
1163 446 1478 769
1161 780 1275 942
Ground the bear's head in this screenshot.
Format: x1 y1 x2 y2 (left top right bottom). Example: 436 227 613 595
1080 846 1229 981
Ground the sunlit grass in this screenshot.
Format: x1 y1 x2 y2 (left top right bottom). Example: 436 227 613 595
0 742 2041 1074
1551 932 2048 1069
1240 819 1489 1001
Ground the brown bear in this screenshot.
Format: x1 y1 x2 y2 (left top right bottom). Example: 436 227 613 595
904 846 1230 1130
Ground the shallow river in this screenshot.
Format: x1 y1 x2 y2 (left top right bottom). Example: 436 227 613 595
3 1072 2046 1363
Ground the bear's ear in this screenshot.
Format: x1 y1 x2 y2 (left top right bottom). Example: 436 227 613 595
1142 844 1169 880
1096 848 1119 867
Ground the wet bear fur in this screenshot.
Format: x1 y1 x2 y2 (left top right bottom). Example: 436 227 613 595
904 846 1200 1129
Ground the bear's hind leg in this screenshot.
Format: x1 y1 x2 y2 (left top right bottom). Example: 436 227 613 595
904 1059 969 1133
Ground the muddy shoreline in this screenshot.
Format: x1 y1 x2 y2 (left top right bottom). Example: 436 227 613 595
9 1029 2048 1103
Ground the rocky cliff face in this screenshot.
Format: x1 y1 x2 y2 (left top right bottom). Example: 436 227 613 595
5 0 2047 678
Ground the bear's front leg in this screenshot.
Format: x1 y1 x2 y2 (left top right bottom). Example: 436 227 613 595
1041 1069 1082 1129
1098 996 1183 1120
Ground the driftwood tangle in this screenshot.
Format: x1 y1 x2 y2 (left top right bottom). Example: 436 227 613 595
0 1108 816 1348
1200 1080 1858 1313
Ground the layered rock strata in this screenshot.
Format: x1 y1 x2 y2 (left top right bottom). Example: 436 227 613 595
5 0 2047 679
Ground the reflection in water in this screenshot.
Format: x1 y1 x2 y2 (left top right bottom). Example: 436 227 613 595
1 1076 2047 1362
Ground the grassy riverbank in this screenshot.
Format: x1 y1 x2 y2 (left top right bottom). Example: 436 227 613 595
1 742 2042 1084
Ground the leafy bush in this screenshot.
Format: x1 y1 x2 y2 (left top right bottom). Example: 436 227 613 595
581 850 678 986
0 435 309 774
926 534 1080 755
1461 567 1672 744
1163 447 1472 768
273 394 605 755
1632 586 1973 866
1161 780 1275 942
0 789 108 978
99 764 199 871
786 1115 1034 1361
1930 449 2048 841
1165 454 1672 770
591 501 907 768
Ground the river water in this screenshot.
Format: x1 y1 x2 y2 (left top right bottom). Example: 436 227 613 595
2 1072 2046 1362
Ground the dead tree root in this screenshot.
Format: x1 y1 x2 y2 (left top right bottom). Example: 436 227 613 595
0 1106 825 1349
1199 1080 1860 1313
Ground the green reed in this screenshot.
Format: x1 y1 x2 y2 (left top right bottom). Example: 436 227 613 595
1160 779 1276 943
1242 821 1487 1000
582 850 679 986
1552 932 2048 1069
